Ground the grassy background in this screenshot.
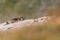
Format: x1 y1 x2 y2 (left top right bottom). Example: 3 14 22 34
0 0 60 23
0 0 41 23
0 0 60 40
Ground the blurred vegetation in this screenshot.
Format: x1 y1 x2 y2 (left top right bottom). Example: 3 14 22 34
0 0 60 23
0 0 60 40
0 23 60 40
0 0 42 23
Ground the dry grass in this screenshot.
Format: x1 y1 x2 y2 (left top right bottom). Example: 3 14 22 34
45 7 60 17
0 20 60 40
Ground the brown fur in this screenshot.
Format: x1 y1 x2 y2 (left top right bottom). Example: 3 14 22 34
6 17 25 24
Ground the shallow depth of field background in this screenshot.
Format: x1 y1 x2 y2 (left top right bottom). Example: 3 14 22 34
0 0 60 23
0 0 60 40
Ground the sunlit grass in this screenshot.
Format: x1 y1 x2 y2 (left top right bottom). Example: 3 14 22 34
0 22 60 40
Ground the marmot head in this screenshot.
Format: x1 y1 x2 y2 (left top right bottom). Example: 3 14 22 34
5 16 25 24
